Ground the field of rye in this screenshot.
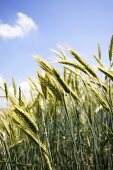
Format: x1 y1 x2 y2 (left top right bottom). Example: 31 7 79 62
0 35 113 170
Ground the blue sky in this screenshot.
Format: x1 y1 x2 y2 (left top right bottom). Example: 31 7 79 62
0 0 113 85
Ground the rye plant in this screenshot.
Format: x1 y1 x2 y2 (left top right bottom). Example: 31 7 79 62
0 35 113 169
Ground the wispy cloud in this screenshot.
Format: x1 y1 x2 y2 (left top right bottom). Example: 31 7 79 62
0 12 37 39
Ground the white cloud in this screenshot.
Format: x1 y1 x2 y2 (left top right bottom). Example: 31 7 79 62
19 81 30 92
0 76 6 109
17 13 37 33
19 81 31 99
0 76 5 87
0 12 37 39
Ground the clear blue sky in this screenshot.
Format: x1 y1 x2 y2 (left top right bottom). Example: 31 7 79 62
0 0 113 84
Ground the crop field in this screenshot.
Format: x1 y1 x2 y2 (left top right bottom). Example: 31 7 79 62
0 36 113 170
